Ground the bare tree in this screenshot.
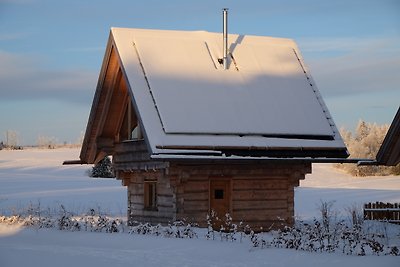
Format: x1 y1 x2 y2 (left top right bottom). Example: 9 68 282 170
37 135 57 149
5 130 19 148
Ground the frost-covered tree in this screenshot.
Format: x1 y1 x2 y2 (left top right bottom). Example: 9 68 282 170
335 120 399 176
90 157 115 178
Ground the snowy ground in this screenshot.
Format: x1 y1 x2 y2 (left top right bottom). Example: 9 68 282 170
297 164 400 220
0 148 399 267
0 148 126 216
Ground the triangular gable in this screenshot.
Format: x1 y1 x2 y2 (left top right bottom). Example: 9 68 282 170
80 36 145 164
81 28 348 163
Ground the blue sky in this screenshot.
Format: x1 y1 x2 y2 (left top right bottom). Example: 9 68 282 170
0 0 399 145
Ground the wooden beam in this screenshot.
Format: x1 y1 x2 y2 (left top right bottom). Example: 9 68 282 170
83 44 120 163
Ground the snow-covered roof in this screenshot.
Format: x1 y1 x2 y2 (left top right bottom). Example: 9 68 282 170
80 27 348 162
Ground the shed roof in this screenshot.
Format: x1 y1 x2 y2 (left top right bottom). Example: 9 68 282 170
80 27 348 163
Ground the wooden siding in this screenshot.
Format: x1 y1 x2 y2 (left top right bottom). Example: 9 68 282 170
124 169 175 225
121 162 310 230
113 140 168 172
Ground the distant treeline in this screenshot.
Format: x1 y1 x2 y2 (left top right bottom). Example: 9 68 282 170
335 120 400 176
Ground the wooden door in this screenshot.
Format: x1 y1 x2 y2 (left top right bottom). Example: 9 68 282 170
209 179 231 224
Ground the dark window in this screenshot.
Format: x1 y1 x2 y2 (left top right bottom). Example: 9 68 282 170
144 181 157 210
214 189 224 199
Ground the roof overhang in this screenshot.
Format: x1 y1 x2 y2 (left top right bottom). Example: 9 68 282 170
150 153 370 164
375 107 400 166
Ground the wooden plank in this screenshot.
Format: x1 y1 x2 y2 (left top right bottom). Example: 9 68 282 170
157 193 174 199
114 77 133 140
84 45 120 163
233 200 288 211
115 140 148 153
114 152 151 162
184 181 209 192
96 63 121 139
182 191 208 201
232 190 289 201
113 161 169 171
233 209 289 221
233 180 288 190
157 186 173 196
169 163 310 177
182 200 209 212
102 69 129 137
130 203 144 209
233 175 287 180
177 211 208 222
363 202 400 224
157 203 174 209
130 195 144 204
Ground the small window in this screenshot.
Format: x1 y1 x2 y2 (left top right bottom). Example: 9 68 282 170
131 125 143 140
144 181 157 210
214 189 224 199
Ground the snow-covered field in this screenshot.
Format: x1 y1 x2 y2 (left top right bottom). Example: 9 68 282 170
0 148 399 266
0 148 126 216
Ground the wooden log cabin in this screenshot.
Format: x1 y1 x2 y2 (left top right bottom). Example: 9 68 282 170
77 27 349 230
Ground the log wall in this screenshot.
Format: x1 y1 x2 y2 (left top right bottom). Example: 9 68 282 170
120 170 176 225
120 162 311 230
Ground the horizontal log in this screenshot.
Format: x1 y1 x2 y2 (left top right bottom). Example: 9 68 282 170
233 180 288 190
184 200 209 211
114 161 169 171
169 163 310 177
184 181 209 192
233 209 289 221
114 152 151 162
364 208 400 212
182 192 208 201
232 190 289 201
233 175 286 180
157 203 174 210
130 208 173 217
233 200 288 211
156 186 173 196
130 195 144 204
177 212 208 223
115 140 148 153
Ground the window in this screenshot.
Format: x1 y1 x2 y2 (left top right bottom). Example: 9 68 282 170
214 189 224 199
144 181 157 210
131 125 143 140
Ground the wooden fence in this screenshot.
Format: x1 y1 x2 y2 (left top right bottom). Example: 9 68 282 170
364 202 400 224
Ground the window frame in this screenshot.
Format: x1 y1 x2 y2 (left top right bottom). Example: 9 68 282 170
144 180 157 211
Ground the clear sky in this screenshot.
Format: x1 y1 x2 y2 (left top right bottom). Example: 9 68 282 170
0 0 399 145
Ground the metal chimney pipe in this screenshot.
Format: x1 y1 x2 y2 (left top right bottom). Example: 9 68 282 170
222 8 228 70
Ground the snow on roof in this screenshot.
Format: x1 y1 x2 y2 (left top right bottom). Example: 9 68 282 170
110 27 347 157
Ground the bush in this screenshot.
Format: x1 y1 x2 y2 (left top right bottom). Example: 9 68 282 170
1 202 399 256
89 157 115 178
270 201 399 256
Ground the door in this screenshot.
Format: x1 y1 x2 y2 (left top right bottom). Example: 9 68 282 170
209 179 231 228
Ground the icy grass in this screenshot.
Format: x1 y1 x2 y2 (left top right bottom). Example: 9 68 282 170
1 201 399 257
